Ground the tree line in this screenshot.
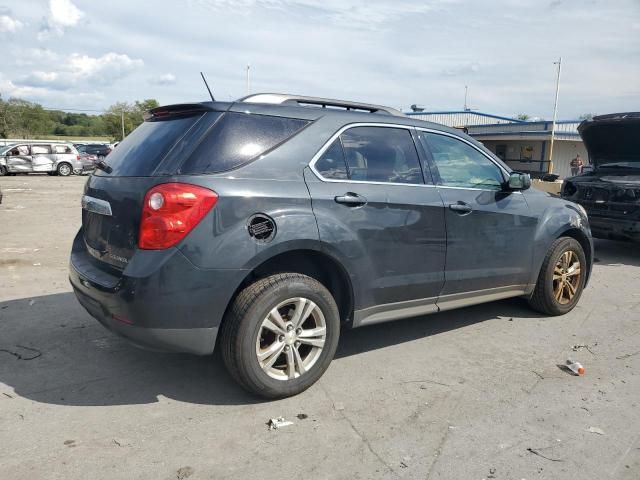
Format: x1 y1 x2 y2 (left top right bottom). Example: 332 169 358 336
0 95 159 141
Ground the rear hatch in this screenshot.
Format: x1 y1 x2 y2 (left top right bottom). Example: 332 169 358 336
82 104 224 269
81 101 311 270
578 112 640 169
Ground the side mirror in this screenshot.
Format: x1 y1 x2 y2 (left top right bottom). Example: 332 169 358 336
507 172 531 191
582 165 594 174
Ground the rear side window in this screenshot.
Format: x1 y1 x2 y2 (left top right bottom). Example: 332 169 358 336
339 127 423 184
54 145 73 154
98 115 201 176
315 139 349 179
180 112 309 174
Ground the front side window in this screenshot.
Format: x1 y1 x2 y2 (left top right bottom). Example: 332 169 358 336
420 133 505 190
11 145 30 156
338 126 423 184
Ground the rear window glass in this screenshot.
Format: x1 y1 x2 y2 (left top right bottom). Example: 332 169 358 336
180 112 309 174
97 115 201 176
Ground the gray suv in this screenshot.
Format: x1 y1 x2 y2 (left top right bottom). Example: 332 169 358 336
0 142 83 176
69 94 593 398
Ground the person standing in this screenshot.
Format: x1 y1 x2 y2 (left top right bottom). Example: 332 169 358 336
570 154 584 176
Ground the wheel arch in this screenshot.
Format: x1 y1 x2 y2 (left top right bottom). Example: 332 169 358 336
227 248 354 327
559 227 593 284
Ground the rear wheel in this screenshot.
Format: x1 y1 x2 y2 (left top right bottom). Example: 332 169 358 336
0 165 6 176
529 237 586 315
220 273 340 398
57 163 72 176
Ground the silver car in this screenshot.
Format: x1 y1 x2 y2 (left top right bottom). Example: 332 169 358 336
0 143 84 176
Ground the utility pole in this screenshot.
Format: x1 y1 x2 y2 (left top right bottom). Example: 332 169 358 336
548 57 562 174
121 109 125 141
464 85 468 111
246 64 250 95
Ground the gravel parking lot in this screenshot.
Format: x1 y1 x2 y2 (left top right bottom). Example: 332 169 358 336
1 175 639 480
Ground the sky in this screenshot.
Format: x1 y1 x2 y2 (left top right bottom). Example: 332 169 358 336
0 0 638 119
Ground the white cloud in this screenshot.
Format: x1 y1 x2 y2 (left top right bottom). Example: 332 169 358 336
0 14 24 32
190 0 443 28
150 73 177 85
38 0 84 39
16 52 144 90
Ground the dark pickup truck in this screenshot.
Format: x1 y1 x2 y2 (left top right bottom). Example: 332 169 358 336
562 112 640 242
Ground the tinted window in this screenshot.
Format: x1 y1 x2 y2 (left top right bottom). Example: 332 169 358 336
420 133 504 190
32 145 52 154
315 139 348 179
97 114 201 176
181 112 309 174
339 127 423 184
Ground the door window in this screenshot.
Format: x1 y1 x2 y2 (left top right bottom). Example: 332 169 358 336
340 126 423 184
11 145 30 155
420 133 505 190
32 145 52 155
315 139 349 179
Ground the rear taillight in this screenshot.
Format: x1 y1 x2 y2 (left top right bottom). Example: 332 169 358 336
138 183 218 250
77 155 81 160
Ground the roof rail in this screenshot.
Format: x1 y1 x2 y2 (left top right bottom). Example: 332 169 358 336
238 93 404 117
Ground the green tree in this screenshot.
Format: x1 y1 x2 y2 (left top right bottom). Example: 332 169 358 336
517 113 531 121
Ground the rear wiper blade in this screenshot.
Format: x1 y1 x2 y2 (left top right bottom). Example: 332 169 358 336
95 160 112 174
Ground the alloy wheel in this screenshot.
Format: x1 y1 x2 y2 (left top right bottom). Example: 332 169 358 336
552 250 581 305
255 297 327 381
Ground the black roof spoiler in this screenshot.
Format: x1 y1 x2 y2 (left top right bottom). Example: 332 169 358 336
145 103 219 121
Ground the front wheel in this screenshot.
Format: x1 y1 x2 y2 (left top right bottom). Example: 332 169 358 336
0 165 7 176
220 273 340 398
529 237 587 315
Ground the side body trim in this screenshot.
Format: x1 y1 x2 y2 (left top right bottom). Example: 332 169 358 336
353 285 532 327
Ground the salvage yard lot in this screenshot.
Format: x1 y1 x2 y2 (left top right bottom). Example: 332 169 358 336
1 175 639 480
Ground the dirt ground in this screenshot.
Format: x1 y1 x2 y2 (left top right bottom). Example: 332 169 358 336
1 175 639 480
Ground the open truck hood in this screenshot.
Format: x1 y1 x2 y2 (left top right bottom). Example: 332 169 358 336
578 112 640 169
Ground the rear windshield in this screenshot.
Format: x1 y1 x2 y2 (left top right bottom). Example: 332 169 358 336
96 114 201 176
179 112 309 174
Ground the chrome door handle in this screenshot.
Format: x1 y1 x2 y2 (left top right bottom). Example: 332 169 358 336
449 202 473 214
335 193 367 206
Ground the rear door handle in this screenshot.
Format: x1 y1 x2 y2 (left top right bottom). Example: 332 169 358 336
335 193 367 207
449 202 473 214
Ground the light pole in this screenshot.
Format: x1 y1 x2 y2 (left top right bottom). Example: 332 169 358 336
121 109 125 141
246 64 250 95
548 57 562 174
464 85 468 111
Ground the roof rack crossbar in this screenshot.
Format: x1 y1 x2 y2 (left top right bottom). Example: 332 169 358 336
238 93 404 116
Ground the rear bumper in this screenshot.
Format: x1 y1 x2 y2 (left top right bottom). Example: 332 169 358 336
69 230 248 355
588 215 640 242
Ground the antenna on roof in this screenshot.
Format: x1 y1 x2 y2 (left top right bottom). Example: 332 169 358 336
200 72 215 102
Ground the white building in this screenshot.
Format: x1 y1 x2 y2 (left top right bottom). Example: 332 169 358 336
406 110 587 179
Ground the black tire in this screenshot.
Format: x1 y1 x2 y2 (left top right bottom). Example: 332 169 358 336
57 162 72 176
528 237 587 315
0 165 6 176
220 273 340 399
